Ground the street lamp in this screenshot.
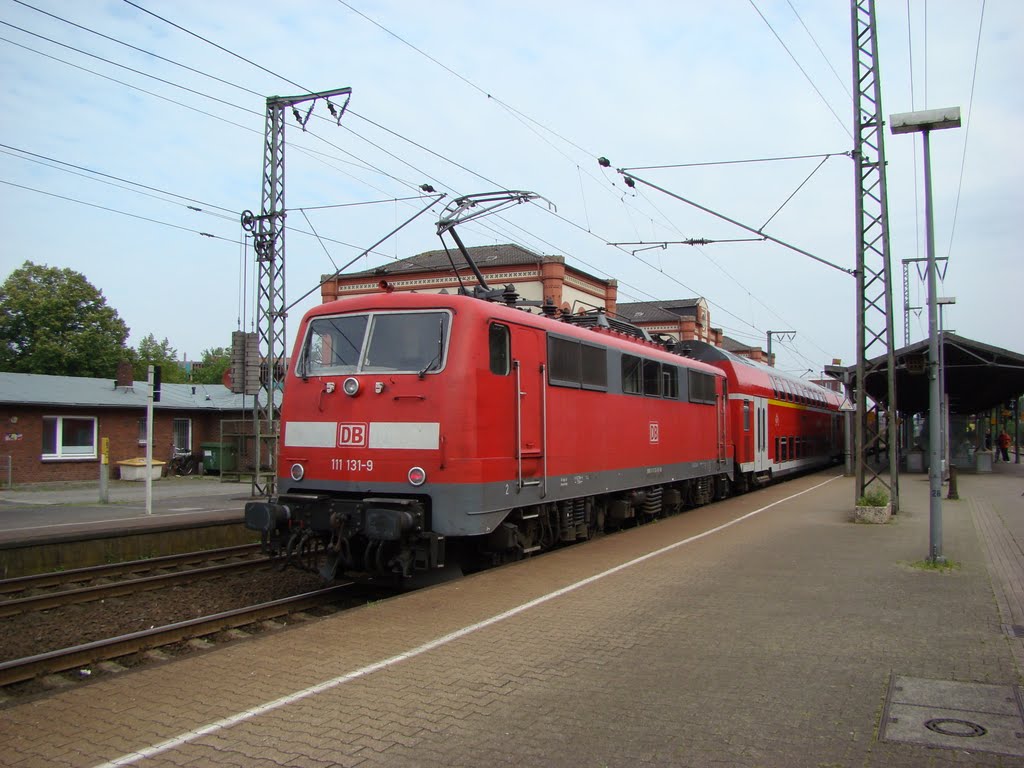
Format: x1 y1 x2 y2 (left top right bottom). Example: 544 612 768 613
890 106 961 564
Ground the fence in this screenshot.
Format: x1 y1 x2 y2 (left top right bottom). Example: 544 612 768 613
0 455 11 488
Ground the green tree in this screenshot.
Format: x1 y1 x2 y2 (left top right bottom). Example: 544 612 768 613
193 346 231 385
133 334 186 383
0 261 130 377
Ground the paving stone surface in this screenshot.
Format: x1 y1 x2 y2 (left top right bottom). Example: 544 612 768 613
1 465 1022 768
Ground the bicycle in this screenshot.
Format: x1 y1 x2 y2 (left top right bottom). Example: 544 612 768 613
170 449 201 476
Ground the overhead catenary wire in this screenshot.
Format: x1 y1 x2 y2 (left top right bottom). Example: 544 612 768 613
112 0 804 351
0 142 237 216
11 0 266 99
0 178 237 243
11 1 831 369
945 0 987 261
619 170 855 277
0 31 429 197
627 185 834 360
0 142 408 260
747 0 852 140
622 152 847 172
334 0 596 159
11 0 494 199
785 0 851 99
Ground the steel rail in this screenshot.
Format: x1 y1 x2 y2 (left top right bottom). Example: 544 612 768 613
0 558 273 618
0 544 262 595
0 583 354 687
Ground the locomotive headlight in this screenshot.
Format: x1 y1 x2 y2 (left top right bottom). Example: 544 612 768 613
290 463 305 482
342 377 360 396
407 466 426 486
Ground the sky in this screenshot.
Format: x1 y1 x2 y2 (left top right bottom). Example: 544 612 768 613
0 0 1020 379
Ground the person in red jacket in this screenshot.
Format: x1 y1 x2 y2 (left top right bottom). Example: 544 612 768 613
997 430 1012 462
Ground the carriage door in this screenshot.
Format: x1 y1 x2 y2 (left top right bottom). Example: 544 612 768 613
753 397 769 472
717 380 727 464
510 325 546 493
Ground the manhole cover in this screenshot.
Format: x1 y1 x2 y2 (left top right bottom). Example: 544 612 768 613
924 718 987 737
881 676 1024 757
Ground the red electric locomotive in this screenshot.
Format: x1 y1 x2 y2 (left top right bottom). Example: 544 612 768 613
244 289 738 581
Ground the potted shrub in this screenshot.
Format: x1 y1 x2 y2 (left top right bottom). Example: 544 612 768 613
853 487 891 524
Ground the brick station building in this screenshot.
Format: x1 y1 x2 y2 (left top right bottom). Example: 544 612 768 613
0 364 251 485
321 243 618 316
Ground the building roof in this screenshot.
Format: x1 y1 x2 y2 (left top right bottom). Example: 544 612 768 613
335 244 554 280
0 372 267 411
615 298 703 324
844 332 1024 415
721 336 755 353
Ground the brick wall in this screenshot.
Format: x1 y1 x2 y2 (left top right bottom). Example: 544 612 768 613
0 405 244 485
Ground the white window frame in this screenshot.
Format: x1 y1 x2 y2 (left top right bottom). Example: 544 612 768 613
42 415 98 461
172 418 192 453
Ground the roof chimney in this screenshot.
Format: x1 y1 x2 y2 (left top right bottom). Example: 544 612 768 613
115 360 134 391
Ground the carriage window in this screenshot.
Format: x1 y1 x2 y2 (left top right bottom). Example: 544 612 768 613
548 336 582 386
663 365 679 399
581 344 608 391
621 354 642 394
489 324 510 375
688 370 716 405
743 400 751 431
643 360 661 396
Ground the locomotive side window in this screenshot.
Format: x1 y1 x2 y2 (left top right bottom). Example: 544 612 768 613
643 360 662 396
663 365 679 399
547 337 608 391
548 336 582 387
304 315 368 374
580 344 608 391
489 324 510 375
621 354 642 395
687 370 716 405
743 400 751 431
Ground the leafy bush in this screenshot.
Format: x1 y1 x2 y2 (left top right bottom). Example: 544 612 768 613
857 487 889 507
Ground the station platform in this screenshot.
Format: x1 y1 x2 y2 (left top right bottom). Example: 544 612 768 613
0 477 252 577
2 464 1023 767
0 476 249 542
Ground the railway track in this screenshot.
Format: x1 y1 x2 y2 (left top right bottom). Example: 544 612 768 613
0 583 355 688
0 543 263 597
0 557 274 617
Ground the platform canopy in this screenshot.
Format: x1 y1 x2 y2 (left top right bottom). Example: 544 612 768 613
843 333 1024 416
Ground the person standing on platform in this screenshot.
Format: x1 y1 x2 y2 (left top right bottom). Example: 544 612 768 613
997 430 1011 463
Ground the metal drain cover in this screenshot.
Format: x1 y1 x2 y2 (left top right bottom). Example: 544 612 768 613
881 676 1024 757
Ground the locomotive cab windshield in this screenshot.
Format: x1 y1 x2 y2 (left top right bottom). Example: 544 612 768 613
300 310 451 377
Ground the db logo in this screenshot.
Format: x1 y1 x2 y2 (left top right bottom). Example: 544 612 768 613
338 423 367 447
649 421 660 444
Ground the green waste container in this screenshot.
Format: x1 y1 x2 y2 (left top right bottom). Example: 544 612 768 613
201 442 237 474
